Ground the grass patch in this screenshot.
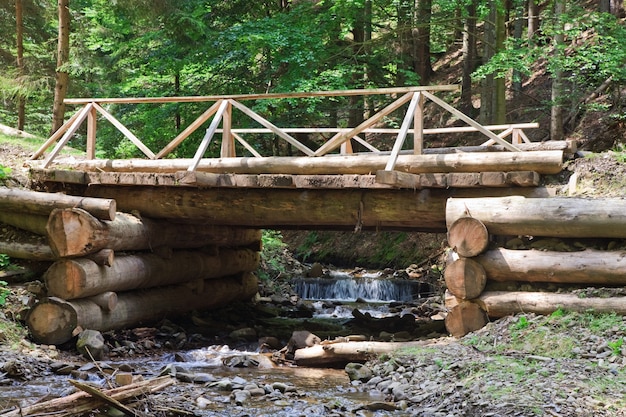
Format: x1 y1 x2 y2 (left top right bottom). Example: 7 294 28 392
0 132 83 157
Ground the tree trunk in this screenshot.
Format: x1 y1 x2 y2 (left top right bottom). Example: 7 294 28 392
444 257 487 300
0 187 116 220
480 2 496 124
82 185 551 232
460 0 478 113
444 300 488 337
475 247 626 285
44 248 260 299
414 0 433 85
16 0 26 131
446 196 626 238
39 151 565 175
52 0 70 134
528 0 539 39
447 217 489 257
27 272 259 345
494 2 506 124
469 291 626 317
293 340 432 368
550 0 565 141
46 208 262 257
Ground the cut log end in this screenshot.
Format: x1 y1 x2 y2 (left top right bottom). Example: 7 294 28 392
444 257 487 300
26 297 79 345
447 216 489 257
444 301 488 338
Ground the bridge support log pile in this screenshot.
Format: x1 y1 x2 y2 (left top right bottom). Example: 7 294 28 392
443 196 626 337
0 187 261 345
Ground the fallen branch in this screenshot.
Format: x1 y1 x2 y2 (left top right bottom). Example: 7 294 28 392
0 376 174 417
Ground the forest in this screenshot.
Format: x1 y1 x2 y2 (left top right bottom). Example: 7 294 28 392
1 0 625 159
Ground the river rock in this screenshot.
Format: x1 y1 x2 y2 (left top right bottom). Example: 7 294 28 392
76 329 106 360
229 327 257 341
345 363 373 382
232 389 251 405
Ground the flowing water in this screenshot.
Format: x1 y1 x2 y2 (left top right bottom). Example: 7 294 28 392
2 269 425 416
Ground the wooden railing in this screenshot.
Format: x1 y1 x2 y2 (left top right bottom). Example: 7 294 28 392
32 85 538 172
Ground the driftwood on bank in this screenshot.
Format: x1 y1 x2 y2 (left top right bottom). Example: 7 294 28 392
0 186 116 220
0 376 173 417
44 248 260 299
474 247 626 285
293 340 432 367
27 271 259 345
46 208 262 257
446 196 626 238
29 150 565 175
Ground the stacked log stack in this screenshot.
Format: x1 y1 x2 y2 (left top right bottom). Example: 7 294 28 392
443 196 626 337
0 187 262 345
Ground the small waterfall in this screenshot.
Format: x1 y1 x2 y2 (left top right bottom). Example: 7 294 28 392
293 271 430 302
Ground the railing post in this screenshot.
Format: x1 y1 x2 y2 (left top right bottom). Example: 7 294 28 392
86 103 97 159
220 100 235 157
340 139 354 155
414 92 425 155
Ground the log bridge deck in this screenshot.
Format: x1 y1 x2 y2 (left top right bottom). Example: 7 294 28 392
28 85 571 232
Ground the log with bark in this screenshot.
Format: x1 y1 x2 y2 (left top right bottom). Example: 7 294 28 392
29 150 565 175
46 208 262 258
293 340 432 368
27 271 259 345
80 185 553 231
0 211 48 235
44 248 260 299
468 291 626 317
474 247 626 285
0 238 56 261
0 376 173 417
0 186 116 220
446 196 626 238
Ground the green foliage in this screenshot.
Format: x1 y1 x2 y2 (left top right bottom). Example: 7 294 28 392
511 315 529 330
258 230 288 282
0 280 9 306
0 164 11 183
0 254 11 270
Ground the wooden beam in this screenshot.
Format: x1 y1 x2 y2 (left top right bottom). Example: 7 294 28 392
43 103 94 168
31 150 564 175
384 92 420 171
314 92 414 156
229 99 315 156
422 91 521 152
64 85 460 105
86 105 97 159
31 108 83 160
188 99 229 172
83 185 553 231
376 170 540 189
93 103 155 159
155 100 222 159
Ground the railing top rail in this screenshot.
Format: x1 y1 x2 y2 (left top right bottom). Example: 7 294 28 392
63 85 459 105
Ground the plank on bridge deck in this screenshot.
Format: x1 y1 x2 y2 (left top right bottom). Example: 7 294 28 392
32 170 540 189
375 170 540 189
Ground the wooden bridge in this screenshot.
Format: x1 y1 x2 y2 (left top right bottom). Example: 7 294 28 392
18 85 577 345
28 85 570 232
